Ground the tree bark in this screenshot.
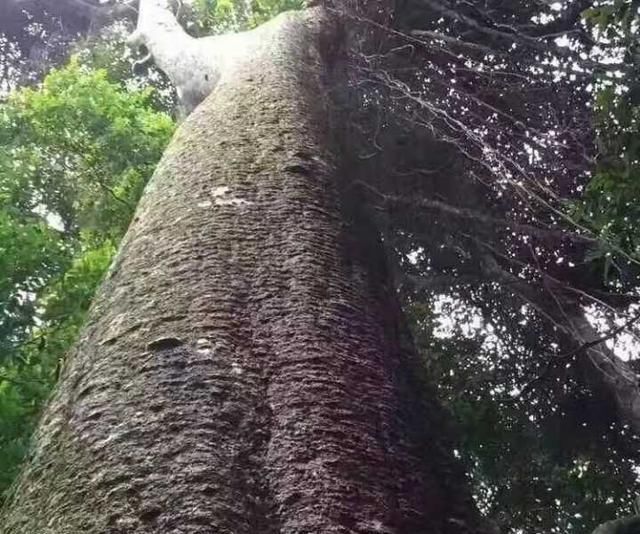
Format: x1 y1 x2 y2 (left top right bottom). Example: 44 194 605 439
1 8 481 534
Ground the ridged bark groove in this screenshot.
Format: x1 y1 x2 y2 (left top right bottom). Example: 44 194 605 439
2 9 477 534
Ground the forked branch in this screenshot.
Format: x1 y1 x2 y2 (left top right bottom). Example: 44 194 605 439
128 0 255 113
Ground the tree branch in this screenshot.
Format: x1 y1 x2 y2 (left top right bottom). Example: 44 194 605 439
353 179 596 245
407 247 640 434
521 0 594 38
416 0 624 72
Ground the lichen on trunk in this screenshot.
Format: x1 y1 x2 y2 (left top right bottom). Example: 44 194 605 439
1 7 484 534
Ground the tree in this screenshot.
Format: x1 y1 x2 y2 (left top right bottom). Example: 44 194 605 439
0 3 489 532
2 0 640 532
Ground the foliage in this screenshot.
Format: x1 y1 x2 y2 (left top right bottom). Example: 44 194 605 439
0 60 174 502
190 0 306 34
573 4 640 281
408 298 640 533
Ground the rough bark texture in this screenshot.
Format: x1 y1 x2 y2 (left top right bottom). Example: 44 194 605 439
2 9 479 534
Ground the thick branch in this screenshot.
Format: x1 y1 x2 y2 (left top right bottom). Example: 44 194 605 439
416 0 624 72
521 0 594 38
355 179 596 245
406 247 640 435
128 0 264 114
591 513 640 533
479 256 640 435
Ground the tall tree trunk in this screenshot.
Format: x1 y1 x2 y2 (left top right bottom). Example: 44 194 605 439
1 9 481 533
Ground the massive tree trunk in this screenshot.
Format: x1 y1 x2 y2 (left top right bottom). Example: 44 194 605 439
1 7 483 534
